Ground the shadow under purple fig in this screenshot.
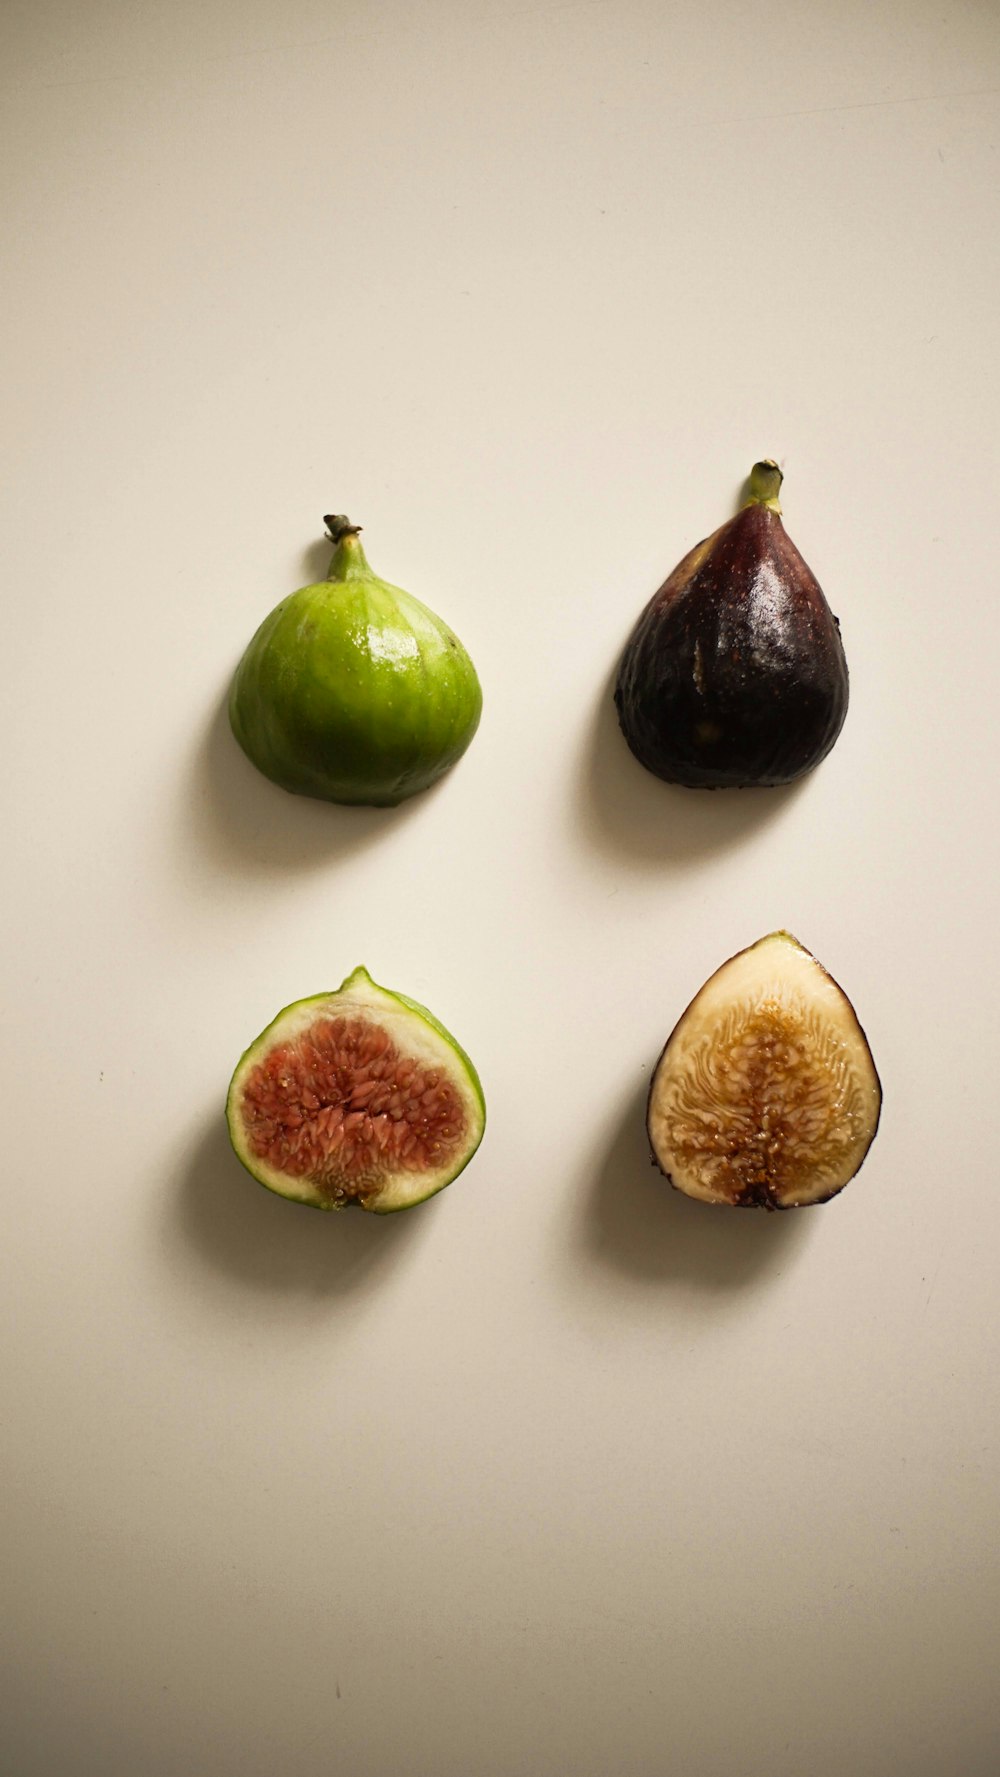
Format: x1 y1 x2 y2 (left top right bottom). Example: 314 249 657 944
574 660 808 872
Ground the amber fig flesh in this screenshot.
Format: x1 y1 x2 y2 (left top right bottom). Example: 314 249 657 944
646 932 881 1208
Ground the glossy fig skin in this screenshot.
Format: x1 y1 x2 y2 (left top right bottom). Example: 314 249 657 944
229 520 482 808
615 485 849 789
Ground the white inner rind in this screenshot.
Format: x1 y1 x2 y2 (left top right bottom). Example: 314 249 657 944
647 933 881 1207
227 970 485 1212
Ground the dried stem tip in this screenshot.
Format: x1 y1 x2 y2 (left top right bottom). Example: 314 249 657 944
324 514 363 543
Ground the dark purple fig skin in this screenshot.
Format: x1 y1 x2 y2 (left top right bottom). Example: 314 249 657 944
614 501 849 788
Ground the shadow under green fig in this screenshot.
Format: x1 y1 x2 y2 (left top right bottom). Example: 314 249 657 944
579 1076 813 1290
188 687 437 878
298 538 336 585
172 1113 429 1297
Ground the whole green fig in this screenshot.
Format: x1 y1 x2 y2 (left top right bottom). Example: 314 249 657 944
229 516 483 806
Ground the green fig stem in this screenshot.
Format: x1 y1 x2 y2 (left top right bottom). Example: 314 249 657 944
742 460 783 515
323 515 372 581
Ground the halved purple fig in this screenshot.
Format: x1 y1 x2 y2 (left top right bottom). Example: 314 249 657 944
227 967 485 1212
647 932 881 1208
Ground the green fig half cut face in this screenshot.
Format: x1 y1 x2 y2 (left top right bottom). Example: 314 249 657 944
227 968 486 1212
647 932 881 1209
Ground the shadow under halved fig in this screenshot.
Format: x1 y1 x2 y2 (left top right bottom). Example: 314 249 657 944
174 1114 427 1295
187 688 429 878
576 665 808 870
581 1078 812 1289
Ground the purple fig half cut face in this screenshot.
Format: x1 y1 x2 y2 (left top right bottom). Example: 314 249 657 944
646 933 881 1208
227 968 485 1212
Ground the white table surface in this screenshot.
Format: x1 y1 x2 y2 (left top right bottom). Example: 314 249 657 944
4 4 999 1773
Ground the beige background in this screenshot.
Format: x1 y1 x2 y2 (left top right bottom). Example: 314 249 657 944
4 2 999 1773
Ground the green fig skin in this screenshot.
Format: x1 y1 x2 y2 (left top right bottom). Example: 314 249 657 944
229 522 483 807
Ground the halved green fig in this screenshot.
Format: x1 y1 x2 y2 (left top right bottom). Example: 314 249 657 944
647 933 881 1209
227 967 485 1212
229 516 482 806
615 462 849 788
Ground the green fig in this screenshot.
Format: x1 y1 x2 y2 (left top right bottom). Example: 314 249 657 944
229 516 483 806
227 966 486 1212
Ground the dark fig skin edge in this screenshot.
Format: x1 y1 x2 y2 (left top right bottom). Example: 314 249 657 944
614 463 849 789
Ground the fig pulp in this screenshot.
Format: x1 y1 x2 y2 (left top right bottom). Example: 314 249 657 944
614 462 849 787
646 932 881 1208
229 516 482 806
227 967 486 1212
